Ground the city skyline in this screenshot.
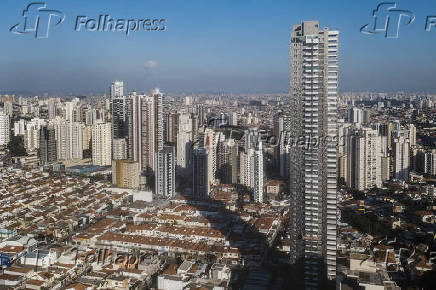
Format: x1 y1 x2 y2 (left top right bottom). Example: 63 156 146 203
1 0 436 95
1 2 436 289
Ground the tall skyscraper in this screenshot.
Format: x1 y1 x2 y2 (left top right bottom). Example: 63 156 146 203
152 89 164 153
110 81 124 98
239 148 255 189
408 124 416 147
92 122 112 166
193 147 209 198
155 146 176 197
112 90 164 176
379 122 394 151
204 128 217 187
424 150 436 176
216 137 238 184
113 138 127 160
253 142 264 203
24 119 46 152
165 112 179 144
39 125 57 164
47 99 56 120
82 125 92 152
52 121 84 161
111 96 128 140
0 111 10 147
289 21 339 284
348 107 363 124
240 131 264 202
393 136 410 181
177 113 193 173
140 95 156 173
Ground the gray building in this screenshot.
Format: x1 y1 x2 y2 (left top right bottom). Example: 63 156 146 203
155 146 176 197
192 147 209 198
39 125 57 164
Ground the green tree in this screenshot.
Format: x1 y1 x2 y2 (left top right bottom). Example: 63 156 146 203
7 135 27 157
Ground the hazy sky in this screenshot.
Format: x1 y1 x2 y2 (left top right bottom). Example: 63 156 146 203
1 0 436 95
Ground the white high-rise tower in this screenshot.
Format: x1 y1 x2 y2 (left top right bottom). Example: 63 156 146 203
92 122 112 166
0 111 10 147
289 21 339 285
110 81 124 98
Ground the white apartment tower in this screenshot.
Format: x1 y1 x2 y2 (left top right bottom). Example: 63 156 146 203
110 81 124 98
253 142 264 203
140 95 156 173
239 148 255 189
346 127 382 190
92 122 112 166
51 120 84 161
113 138 127 160
204 128 217 187
289 21 339 284
393 136 410 181
239 133 264 203
0 111 10 147
177 113 193 172
408 124 416 147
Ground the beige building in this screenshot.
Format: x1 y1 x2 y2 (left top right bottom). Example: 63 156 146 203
82 125 92 151
92 122 112 166
112 160 140 189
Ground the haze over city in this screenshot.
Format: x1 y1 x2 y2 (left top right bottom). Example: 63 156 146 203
1 0 436 95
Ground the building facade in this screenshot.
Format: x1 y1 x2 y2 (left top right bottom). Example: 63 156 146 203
155 146 176 197
289 21 339 284
92 122 112 166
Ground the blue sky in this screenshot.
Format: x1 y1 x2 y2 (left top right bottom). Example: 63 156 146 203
1 0 436 95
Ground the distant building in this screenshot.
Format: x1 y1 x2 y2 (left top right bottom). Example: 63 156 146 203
110 81 124 98
112 138 127 160
240 139 264 202
165 112 178 144
39 125 57 164
177 113 193 173
112 90 164 174
0 111 10 147
92 122 112 166
192 148 209 198
346 127 382 190
51 120 84 161
393 137 410 181
112 160 140 189
348 107 370 124
204 128 217 187
216 137 238 184
111 96 128 140
82 125 92 151
253 142 264 203
408 124 416 147
155 146 176 197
